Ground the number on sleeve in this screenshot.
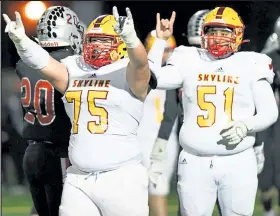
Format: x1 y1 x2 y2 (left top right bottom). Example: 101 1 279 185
21 78 55 125
197 85 234 127
65 90 109 134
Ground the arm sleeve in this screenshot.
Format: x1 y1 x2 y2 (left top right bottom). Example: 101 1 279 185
156 89 179 140
148 39 183 90
15 36 50 70
243 79 278 133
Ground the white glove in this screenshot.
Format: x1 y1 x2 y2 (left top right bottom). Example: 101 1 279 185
254 142 265 174
220 121 248 145
3 12 28 49
112 6 140 48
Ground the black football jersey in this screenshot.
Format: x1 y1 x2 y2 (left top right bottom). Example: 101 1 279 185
16 49 73 152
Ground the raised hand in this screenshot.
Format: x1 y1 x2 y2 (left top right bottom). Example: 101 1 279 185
156 11 176 40
3 11 26 44
112 6 139 48
113 7 134 35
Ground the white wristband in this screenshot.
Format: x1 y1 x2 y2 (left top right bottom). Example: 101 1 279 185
121 31 140 48
15 36 50 70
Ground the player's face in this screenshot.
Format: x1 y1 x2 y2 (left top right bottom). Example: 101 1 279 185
87 37 112 52
83 34 115 68
206 27 234 56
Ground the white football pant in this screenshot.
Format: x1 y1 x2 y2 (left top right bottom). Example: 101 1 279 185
177 147 258 216
59 163 149 216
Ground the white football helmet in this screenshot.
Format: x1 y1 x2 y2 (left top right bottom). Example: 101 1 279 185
187 9 210 46
36 6 84 54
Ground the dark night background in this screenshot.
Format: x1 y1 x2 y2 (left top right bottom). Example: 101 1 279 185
2 1 280 68
1 2 280 213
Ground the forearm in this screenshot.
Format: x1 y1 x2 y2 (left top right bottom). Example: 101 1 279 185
127 43 150 88
127 42 149 69
148 39 182 90
15 35 50 70
14 36 67 93
243 80 278 133
148 38 166 68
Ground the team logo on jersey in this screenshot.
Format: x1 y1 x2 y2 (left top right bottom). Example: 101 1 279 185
88 73 97 78
215 67 224 72
179 158 187 164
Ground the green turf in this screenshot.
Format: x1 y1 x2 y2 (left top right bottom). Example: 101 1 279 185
2 189 279 216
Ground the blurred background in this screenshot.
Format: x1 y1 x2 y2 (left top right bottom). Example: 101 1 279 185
1 1 280 215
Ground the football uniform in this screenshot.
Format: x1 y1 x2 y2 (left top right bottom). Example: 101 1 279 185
59 55 148 216
138 89 166 169
16 49 72 216
150 45 275 216
166 47 274 155
138 88 180 195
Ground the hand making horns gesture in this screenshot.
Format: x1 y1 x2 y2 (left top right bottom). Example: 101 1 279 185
3 11 26 44
156 11 176 40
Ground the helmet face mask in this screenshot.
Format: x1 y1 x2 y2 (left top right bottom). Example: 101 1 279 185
203 26 235 58
83 33 124 68
201 7 245 59
82 15 127 69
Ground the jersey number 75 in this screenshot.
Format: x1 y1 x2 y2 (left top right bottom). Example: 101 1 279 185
65 90 108 134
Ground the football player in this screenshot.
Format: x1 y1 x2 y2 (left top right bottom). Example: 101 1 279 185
148 7 278 216
187 9 226 216
138 30 179 216
15 6 83 216
3 6 153 216
258 16 280 216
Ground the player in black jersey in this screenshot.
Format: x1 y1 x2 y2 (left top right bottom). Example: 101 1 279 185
15 6 84 216
258 17 280 216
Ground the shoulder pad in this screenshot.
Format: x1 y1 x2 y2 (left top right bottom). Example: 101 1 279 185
249 52 274 84
167 45 198 66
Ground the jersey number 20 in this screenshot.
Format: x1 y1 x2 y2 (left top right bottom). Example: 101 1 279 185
21 78 55 126
197 85 234 127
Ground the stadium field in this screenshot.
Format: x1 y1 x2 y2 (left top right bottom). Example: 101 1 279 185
2 189 279 216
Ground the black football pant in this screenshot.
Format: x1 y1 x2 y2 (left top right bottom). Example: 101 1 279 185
23 141 64 216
